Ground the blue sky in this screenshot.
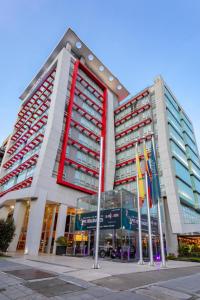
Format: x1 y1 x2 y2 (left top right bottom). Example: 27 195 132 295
1 0 200 149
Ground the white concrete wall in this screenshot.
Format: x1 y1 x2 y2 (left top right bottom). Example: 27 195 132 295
30 46 87 207
104 90 117 191
25 189 47 255
8 201 27 252
0 206 10 220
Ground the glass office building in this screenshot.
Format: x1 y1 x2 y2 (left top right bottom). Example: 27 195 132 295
0 28 200 256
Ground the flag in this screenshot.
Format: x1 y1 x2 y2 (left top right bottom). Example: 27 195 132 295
143 143 153 208
135 145 145 207
150 142 161 205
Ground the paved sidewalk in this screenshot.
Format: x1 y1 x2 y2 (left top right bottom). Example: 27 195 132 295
7 253 200 281
1 257 200 299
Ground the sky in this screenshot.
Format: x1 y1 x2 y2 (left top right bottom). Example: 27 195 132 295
0 0 200 149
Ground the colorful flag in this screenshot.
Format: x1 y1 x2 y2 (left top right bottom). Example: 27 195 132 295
150 142 161 205
135 145 145 207
143 143 153 208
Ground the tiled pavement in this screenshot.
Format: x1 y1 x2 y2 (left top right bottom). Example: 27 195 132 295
1 258 200 299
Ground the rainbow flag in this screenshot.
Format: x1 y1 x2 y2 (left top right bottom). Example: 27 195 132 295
135 146 145 207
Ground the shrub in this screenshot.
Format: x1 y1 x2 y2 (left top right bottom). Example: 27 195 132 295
0 218 15 253
166 253 176 260
178 244 190 257
56 236 67 246
190 252 200 257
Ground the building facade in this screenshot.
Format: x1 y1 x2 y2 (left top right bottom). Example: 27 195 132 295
0 28 200 256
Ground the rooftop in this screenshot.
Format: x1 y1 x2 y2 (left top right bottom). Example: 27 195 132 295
20 28 129 102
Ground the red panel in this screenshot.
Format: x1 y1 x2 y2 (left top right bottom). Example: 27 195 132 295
7 115 47 155
57 60 79 183
114 174 144 186
3 133 44 169
11 98 50 141
115 118 152 140
73 102 102 128
0 177 33 198
116 133 152 154
57 60 107 194
65 158 99 177
70 119 100 141
116 154 145 169
17 68 55 121
68 137 99 158
115 103 150 126
115 90 149 115
75 87 103 113
0 154 38 184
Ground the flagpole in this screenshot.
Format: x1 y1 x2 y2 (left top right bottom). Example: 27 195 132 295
151 135 166 267
136 142 144 265
93 136 103 269
143 140 154 266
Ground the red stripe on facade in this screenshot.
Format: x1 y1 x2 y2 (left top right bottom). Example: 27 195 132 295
0 177 33 198
115 103 150 126
57 60 107 194
115 118 152 139
116 134 153 153
114 90 149 115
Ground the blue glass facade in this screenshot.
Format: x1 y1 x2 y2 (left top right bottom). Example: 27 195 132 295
164 86 200 223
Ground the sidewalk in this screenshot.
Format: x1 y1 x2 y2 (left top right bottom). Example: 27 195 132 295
6 253 200 281
1 256 200 299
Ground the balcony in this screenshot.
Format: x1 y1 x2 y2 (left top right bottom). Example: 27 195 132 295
116 133 152 153
68 137 100 159
75 87 103 114
115 118 152 140
7 115 47 155
115 103 151 126
65 158 99 177
0 177 33 198
70 118 100 142
73 102 102 128
17 68 55 121
11 98 50 141
3 133 44 169
0 154 38 185
115 90 149 115
114 175 138 186
77 73 103 102
116 154 145 169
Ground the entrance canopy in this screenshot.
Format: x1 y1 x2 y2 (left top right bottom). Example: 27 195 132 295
75 189 158 234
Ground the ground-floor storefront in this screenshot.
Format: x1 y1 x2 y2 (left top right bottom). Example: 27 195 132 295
2 189 200 259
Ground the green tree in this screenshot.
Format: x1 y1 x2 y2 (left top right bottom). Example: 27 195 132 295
0 218 15 253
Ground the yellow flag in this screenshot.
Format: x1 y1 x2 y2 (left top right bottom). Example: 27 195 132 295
136 146 145 207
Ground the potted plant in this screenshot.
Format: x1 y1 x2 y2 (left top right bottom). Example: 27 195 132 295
55 236 67 255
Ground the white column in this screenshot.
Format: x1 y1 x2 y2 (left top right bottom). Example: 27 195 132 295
8 201 27 252
53 204 67 254
46 206 57 254
0 206 10 220
25 190 47 255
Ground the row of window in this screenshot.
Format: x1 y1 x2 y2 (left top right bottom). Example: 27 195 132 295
181 204 200 224
66 146 99 170
74 95 102 121
114 96 149 122
115 110 151 134
1 165 35 192
115 124 152 149
64 165 98 192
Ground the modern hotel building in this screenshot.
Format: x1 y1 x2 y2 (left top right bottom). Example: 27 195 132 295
0 28 200 256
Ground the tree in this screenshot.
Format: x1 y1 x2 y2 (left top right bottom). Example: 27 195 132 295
0 218 15 253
